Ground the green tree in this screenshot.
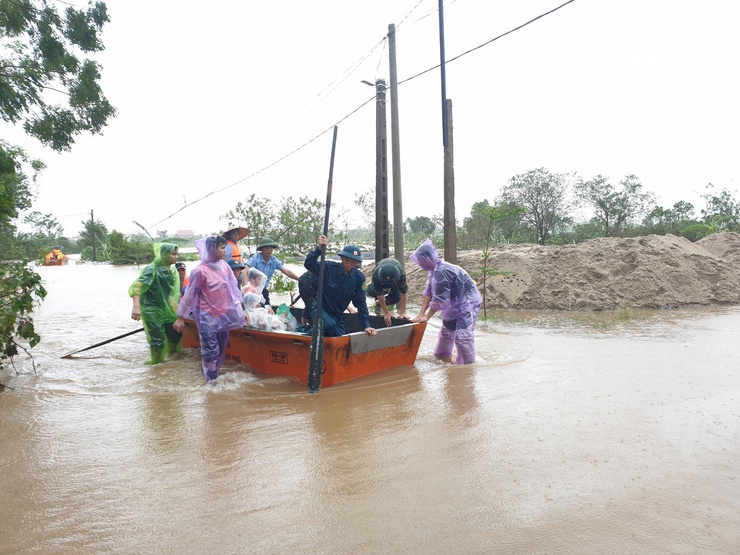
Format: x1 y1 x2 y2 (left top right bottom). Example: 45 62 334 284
223 194 334 256
0 144 46 367
278 196 326 254
473 203 524 317
1 0 116 151
501 168 574 245
700 183 740 230
223 193 275 253
108 231 153 265
0 1 114 369
459 200 524 248
23 210 64 238
353 189 375 232
406 215 436 236
576 174 655 237
642 201 698 236
77 217 108 260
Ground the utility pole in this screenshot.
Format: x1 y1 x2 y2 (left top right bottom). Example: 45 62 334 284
438 0 457 263
388 23 404 268
90 209 97 262
372 78 389 263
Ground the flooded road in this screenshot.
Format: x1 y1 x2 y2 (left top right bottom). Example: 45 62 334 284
1 263 738 554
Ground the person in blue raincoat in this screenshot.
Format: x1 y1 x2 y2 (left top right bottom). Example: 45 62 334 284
303 235 377 338
411 239 482 364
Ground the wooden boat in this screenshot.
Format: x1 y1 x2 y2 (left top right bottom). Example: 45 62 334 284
42 257 69 266
181 308 427 387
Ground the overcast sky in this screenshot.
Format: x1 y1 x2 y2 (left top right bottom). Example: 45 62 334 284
7 0 740 238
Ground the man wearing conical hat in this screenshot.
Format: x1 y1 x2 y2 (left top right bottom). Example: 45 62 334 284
222 226 249 264
245 237 301 309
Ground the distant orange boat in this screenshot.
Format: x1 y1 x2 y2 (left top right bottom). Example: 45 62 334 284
43 246 68 266
181 309 426 387
42 257 69 266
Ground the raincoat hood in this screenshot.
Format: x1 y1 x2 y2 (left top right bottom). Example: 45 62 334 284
195 237 221 264
410 239 440 272
154 243 178 265
245 267 267 292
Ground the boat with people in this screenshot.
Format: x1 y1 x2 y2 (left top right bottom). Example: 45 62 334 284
180 308 427 387
43 246 69 266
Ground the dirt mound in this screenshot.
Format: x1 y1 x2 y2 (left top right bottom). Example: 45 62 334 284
368 233 740 311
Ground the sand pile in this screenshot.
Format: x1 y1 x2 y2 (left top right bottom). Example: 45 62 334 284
374 233 740 311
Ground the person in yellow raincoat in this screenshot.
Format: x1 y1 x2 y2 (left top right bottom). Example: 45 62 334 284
129 243 182 364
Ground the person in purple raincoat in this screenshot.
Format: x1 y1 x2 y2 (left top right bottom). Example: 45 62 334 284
173 236 244 382
411 239 482 364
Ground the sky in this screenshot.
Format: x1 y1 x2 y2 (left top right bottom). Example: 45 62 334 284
6 0 740 238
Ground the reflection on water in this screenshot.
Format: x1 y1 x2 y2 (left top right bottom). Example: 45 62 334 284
0 263 739 554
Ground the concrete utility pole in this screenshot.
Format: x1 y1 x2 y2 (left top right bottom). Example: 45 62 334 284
372 78 389 263
438 0 457 263
388 23 404 268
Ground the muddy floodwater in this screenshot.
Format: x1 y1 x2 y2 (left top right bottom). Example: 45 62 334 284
1 263 738 554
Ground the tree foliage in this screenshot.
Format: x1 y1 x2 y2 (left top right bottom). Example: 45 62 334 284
701 183 740 230
500 168 574 245
0 261 46 361
0 0 116 151
77 216 108 256
642 201 698 236
223 193 333 257
23 210 63 239
576 174 656 237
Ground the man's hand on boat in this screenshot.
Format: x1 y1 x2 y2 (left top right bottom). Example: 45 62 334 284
365 327 378 336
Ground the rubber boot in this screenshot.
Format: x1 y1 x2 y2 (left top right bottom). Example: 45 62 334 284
146 347 167 365
202 359 220 382
167 339 182 355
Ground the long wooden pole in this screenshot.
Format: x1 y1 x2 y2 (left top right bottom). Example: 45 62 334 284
307 126 338 394
61 328 145 359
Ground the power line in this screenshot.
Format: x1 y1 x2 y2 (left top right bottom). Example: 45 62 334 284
399 0 577 85
147 0 577 230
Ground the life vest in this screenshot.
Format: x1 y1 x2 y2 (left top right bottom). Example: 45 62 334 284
226 239 243 263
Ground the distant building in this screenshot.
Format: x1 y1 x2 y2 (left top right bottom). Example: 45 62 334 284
175 230 195 239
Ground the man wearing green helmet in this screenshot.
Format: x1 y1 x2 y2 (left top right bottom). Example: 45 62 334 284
366 258 410 327
245 237 302 309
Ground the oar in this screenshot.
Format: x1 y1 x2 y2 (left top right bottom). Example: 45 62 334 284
61 328 145 359
308 125 338 394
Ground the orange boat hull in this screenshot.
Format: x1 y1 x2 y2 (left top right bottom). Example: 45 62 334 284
181 311 426 387
43 257 68 266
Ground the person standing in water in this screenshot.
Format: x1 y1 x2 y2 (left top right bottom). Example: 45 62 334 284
129 243 183 364
411 239 482 364
173 236 244 382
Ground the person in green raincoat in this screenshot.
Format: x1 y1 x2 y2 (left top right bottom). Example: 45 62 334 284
129 243 183 364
